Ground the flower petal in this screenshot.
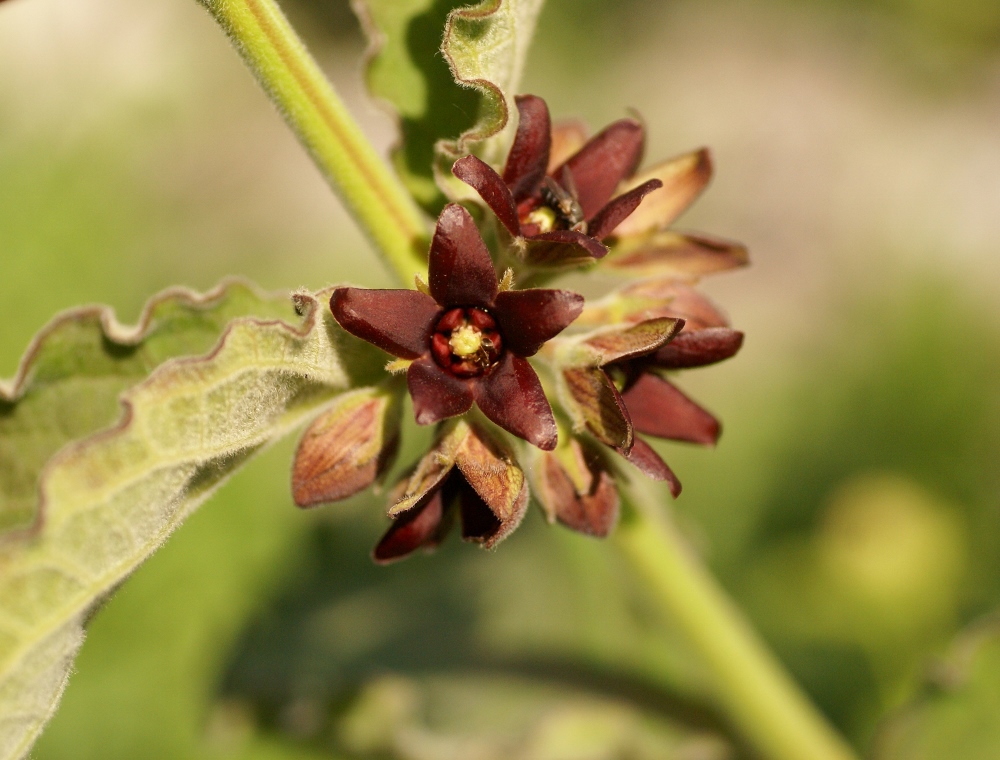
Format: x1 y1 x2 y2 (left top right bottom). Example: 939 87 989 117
429 203 498 307
330 287 439 359
493 288 584 357
581 317 685 366
617 437 682 497
562 367 633 451
373 489 447 564
558 118 644 219
547 120 588 173
475 354 557 450
407 356 474 425
452 155 522 237
537 440 620 537
503 94 551 202
292 389 401 507
613 148 713 237
652 327 744 369
602 231 749 279
522 230 608 267
621 373 720 445
587 179 663 240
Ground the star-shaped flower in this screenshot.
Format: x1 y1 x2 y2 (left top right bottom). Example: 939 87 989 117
329 203 584 451
540 305 743 534
452 95 664 267
610 324 745 481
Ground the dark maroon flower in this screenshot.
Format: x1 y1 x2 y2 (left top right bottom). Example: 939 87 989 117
330 203 583 451
452 95 664 267
611 326 744 488
553 316 743 501
374 421 528 563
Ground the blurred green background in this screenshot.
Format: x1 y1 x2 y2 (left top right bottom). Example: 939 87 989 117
1 0 999 757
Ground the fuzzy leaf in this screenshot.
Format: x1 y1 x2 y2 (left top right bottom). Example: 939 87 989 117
0 280 294 535
355 0 545 212
0 283 379 760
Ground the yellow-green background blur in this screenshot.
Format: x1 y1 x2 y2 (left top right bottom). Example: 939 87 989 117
1 0 998 757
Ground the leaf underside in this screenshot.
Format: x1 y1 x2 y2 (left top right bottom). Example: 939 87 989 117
354 0 545 213
0 281 379 760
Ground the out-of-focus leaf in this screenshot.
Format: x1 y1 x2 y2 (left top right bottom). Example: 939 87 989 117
873 620 1000 760
329 672 733 760
219 514 731 754
0 283 380 760
354 0 545 212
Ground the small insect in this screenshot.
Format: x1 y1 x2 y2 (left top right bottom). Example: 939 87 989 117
470 336 497 371
540 175 587 234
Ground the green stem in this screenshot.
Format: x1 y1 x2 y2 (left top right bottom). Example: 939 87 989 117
198 0 428 284
615 484 859 760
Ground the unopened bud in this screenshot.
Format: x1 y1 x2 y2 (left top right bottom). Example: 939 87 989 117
535 436 619 537
292 387 401 507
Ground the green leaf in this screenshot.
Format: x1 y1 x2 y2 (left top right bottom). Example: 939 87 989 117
331 672 732 759
355 0 545 212
873 619 1000 760
0 282 378 760
0 280 295 534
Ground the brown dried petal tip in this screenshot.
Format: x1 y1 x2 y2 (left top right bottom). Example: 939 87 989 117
618 437 682 498
612 148 714 237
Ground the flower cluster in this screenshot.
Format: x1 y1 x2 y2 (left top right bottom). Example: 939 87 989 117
293 95 747 561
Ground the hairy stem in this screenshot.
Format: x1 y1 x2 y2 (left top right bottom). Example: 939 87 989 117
615 483 860 760
198 0 428 284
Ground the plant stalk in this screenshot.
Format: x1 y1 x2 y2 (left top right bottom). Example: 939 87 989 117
198 0 428 284
615 484 860 760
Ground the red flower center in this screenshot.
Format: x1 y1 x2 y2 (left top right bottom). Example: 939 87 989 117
430 307 503 378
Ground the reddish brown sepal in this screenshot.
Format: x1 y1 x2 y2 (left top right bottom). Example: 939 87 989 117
537 440 621 537
292 389 402 507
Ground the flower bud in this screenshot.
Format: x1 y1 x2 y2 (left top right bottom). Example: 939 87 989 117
551 318 683 452
374 421 529 562
535 436 620 537
292 387 402 507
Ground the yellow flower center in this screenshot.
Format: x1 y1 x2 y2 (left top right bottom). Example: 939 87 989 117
526 206 557 234
448 324 483 357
